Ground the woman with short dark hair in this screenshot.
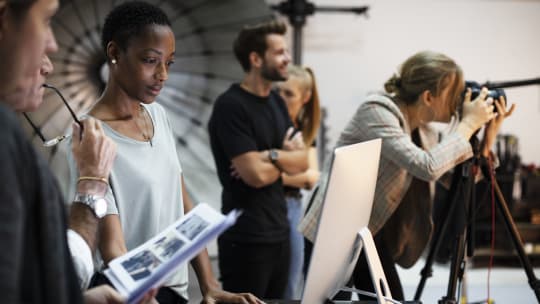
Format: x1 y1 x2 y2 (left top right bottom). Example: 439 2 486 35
66 2 262 304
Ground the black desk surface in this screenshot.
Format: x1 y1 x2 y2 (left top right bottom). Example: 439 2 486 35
264 301 420 304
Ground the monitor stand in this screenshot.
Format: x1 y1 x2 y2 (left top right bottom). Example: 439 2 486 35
329 228 422 304
325 227 394 304
357 227 393 304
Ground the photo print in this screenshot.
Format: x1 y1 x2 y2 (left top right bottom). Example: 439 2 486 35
176 214 209 240
151 232 185 260
121 250 161 281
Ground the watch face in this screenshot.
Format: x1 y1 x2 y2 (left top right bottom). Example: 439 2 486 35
94 198 108 218
270 149 279 162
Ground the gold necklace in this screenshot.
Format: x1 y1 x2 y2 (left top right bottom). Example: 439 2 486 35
136 104 153 147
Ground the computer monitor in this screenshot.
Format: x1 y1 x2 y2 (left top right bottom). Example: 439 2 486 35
301 138 382 304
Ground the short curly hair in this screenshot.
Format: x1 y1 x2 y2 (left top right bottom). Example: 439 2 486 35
101 1 171 56
7 0 37 19
233 20 287 72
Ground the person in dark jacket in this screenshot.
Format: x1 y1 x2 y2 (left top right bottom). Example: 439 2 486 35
0 0 155 303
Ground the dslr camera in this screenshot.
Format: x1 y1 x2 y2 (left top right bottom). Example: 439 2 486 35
465 81 506 101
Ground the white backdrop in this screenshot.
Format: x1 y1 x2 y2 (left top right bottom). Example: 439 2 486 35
268 0 540 164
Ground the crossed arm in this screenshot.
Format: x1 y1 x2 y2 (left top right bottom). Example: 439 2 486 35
230 129 309 188
231 149 308 188
281 147 320 190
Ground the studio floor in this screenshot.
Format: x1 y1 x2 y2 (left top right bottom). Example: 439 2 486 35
398 260 539 303
186 256 540 303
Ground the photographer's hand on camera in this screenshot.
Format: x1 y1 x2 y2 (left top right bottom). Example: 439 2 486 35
481 95 516 157
457 87 496 140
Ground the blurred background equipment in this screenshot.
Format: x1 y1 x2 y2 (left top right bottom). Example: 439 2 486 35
270 0 368 64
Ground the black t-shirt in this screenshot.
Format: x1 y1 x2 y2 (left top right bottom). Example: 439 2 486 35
208 84 292 243
0 104 83 304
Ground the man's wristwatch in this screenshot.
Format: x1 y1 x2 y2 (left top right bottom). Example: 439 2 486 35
268 149 279 164
73 193 108 218
268 149 283 171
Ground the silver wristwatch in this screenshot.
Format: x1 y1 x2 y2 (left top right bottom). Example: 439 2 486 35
73 193 108 218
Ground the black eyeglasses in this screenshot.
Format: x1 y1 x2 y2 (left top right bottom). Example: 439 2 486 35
23 84 83 147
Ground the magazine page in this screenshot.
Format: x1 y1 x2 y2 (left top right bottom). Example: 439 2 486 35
104 203 241 303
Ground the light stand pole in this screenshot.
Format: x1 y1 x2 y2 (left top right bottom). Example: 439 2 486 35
271 0 368 64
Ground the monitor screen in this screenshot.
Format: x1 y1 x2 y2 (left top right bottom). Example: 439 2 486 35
301 138 382 304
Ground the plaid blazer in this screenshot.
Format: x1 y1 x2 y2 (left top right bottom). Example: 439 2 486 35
299 94 473 267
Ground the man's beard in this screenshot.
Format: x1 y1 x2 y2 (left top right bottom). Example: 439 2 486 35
261 62 287 82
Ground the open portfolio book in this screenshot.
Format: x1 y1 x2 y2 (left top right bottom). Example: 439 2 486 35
104 203 241 304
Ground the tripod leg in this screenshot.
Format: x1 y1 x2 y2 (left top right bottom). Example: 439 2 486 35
414 165 465 301
440 158 476 304
416 154 478 302
439 234 466 304
492 179 540 302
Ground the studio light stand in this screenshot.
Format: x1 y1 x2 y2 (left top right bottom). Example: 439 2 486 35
271 0 368 64
415 77 540 303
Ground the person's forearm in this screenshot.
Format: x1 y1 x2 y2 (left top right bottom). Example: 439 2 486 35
481 129 496 158
236 152 281 188
99 241 127 266
68 180 107 253
275 149 309 175
183 177 220 295
481 146 491 157
190 249 220 296
99 219 128 265
69 204 98 254
243 149 309 186
282 169 319 189
253 160 282 186
455 120 477 141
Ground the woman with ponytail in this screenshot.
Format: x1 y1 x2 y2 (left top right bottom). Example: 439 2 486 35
277 65 321 299
300 51 515 299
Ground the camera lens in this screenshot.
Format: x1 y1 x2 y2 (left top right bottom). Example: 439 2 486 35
464 81 506 113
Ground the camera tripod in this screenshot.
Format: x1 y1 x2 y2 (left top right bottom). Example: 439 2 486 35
413 136 540 304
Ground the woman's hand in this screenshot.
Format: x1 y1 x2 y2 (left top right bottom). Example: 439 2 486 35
481 96 516 157
83 285 124 304
457 87 496 139
282 127 305 151
83 286 158 304
201 288 265 304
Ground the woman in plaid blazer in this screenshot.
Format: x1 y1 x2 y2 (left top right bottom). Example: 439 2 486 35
300 51 515 299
